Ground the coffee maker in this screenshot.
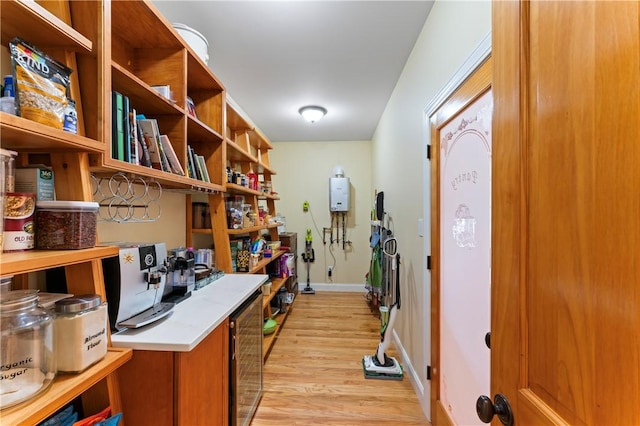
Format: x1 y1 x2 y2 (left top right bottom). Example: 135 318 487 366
102 242 175 331
165 247 196 298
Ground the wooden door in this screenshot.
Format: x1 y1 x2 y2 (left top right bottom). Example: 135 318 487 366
430 57 492 425
490 1 640 424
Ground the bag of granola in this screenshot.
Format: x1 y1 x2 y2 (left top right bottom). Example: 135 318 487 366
9 37 72 130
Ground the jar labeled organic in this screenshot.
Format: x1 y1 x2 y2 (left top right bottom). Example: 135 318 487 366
0 290 56 409
54 295 107 373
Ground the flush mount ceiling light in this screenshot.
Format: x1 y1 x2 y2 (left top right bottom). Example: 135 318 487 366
299 105 327 123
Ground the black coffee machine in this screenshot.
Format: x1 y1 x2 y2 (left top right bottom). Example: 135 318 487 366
165 247 195 300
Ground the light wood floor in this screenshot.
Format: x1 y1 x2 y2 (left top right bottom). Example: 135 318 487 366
251 292 429 425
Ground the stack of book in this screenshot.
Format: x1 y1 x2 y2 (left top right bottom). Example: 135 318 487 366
111 90 193 177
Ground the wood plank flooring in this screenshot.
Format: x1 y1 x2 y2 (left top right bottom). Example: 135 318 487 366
251 292 429 425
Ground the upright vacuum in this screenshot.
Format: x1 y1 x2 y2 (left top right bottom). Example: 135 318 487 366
301 229 315 294
362 234 403 379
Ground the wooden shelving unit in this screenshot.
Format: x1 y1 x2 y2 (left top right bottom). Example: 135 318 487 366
0 349 132 426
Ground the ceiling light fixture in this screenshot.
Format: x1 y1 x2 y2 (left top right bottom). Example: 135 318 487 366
299 105 327 123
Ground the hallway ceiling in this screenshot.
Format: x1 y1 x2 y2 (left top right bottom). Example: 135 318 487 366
152 1 434 142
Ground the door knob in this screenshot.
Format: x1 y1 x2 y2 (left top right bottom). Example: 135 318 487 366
476 394 513 426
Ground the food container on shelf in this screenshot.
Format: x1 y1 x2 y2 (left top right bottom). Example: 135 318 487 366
172 23 209 64
35 201 99 250
3 192 36 252
0 290 56 409
54 295 107 373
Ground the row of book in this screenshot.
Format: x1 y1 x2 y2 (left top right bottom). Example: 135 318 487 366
111 91 211 183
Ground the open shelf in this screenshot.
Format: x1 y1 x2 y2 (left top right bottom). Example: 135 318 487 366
0 348 132 426
0 246 119 276
263 277 287 309
0 0 92 53
0 113 104 153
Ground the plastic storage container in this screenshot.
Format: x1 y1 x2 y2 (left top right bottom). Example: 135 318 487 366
54 295 107 373
35 201 99 250
172 23 209 64
0 290 56 409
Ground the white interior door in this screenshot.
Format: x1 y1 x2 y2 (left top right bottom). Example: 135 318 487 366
439 90 492 425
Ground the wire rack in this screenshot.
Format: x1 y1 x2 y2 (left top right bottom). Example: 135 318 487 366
92 172 162 222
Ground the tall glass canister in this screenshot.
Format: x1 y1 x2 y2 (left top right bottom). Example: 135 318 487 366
0 290 56 409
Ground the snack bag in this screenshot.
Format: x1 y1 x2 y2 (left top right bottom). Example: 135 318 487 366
9 37 72 130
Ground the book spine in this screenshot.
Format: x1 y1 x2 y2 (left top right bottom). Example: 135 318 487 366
123 95 131 163
128 107 138 165
187 145 200 180
136 116 152 167
111 91 125 161
138 119 163 170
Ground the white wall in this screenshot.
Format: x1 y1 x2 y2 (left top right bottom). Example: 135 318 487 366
371 0 491 418
269 140 372 288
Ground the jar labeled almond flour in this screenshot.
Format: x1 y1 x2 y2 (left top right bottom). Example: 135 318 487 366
54 295 107 373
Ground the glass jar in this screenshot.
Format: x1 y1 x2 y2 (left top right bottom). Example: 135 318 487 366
0 290 56 409
54 295 107 373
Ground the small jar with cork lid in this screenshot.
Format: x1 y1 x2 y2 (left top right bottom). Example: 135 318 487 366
54 295 107 373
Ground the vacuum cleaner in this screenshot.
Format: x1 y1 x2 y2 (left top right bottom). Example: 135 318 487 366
301 229 315 294
363 235 403 380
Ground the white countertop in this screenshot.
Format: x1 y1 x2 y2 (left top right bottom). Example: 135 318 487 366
110 274 268 352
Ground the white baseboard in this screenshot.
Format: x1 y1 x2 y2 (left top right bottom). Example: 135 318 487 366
392 330 424 395
301 283 368 292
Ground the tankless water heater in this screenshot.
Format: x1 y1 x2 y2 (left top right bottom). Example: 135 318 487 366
329 177 350 212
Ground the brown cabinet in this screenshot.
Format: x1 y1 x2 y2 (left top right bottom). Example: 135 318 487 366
116 318 229 425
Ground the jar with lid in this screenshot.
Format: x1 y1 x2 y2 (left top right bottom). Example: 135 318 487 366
0 290 56 409
54 295 107 373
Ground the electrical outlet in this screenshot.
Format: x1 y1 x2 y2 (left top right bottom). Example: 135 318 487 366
327 266 333 277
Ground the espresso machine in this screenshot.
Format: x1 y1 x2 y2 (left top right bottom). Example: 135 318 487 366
102 242 175 331
164 247 196 301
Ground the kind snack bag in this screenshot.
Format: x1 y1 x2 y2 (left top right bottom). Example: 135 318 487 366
9 38 72 130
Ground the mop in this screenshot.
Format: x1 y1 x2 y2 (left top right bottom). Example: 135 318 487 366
362 234 403 380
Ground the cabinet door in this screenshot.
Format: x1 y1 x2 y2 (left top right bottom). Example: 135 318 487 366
176 318 229 424
492 1 640 424
116 350 174 425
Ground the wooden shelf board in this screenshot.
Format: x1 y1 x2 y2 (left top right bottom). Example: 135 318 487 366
192 228 213 234
0 348 132 426
91 161 224 193
187 115 224 143
0 246 119 276
263 307 293 362
187 55 225 91
258 162 276 175
226 140 258 163
0 0 92 53
111 64 184 116
225 182 263 196
263 277 287 309
0 113 104 153
248 128 273 151
226 103 252 131
111 1 183 49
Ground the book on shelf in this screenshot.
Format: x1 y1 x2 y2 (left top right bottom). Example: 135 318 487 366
111 91 125 161
135 115 152 168
196 155 210 183
122 95 131 164
137 117 164 171
186 96 198 119
128 107 139 166
187 145 200 181
159 134 185 176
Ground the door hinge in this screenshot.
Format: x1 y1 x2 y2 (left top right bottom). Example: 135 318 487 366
427 144 431 160
426 365 431 380
427 255 431 270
